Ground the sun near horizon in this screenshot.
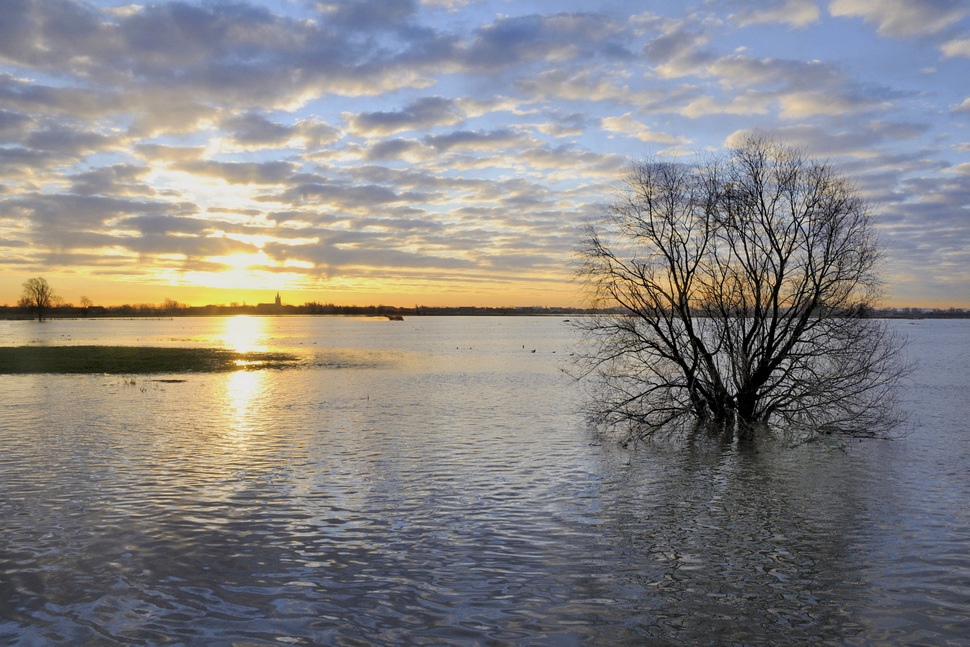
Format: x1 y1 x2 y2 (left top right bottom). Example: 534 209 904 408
2 271 585 310
4 270 967 312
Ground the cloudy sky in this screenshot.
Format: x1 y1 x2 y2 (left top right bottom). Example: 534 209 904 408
1 0 968 308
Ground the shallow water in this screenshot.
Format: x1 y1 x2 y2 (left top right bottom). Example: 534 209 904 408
1 316 968 645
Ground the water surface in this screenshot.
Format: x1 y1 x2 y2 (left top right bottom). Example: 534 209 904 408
1 316 968 645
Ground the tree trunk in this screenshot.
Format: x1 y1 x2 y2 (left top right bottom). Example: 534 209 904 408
735 392 758 426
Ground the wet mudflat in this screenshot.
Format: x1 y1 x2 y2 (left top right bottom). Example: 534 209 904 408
0 345 299 373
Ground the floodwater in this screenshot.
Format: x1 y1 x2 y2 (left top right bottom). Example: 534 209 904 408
0 316 968 645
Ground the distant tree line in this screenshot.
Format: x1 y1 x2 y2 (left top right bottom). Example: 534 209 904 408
1 295 588 319
1 299 967 321
4 276 968 320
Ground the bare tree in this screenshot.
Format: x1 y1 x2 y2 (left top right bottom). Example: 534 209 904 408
19 277 58 321
576 135 908 443
161 298 185 313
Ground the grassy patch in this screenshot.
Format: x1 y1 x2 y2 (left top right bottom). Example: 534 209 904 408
0 346 300 374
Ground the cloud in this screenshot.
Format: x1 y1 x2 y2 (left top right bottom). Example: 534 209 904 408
941 38 970 57
0 193 200 261
133 144 206 164
347 96 464 136
732 0 821 28
516 66 636 103
0 147 62 180
119 214 212 237
777 90 891 119
269 180 408 210
691 53 903 120
708 55 841 90
600 114 687 145
722 123 970 303
420 0 471 9
952 98 970 114
0 0 445 121
218 113 340 151
0 0 967 306
0 0 114 77
24 125 119 156
642 18 716 78
0 108 31 135
682 92 772 118
829 0 969 38
364 138 429 161
0 73 118 123
424 128 524 152
173 160 298 185
69 164 154 197
533 111 588 138
464 13 632 74
316 0 419 32
222 113 296 145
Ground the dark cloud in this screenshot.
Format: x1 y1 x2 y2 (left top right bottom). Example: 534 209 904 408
349 97 462 135
365 138 425 161
316 0 419 32
0 73 116 119
0 0 109 75
223 113 296 145
0 147 60 178
296 239 477 272
353 214 444 232
424 128 521 151
69 164 154 197
641 18 716 76
0 109 31 136
24 125 117 155
463 13 628 70
536 111 589 137
270 181 405 209
118 214 211 237
2 194 197 241
220 113 340 149
124 233 255 260
174 160 298 185
119 2 288 75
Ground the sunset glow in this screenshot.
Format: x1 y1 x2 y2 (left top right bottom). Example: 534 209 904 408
221 316 269 355
1 0 968 308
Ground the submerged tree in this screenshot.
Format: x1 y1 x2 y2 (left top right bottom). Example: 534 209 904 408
577 135 908 443
19 277 58 321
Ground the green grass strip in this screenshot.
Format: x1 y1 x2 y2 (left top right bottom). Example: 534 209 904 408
0 346 300 374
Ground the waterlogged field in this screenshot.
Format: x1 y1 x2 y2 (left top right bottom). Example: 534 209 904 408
0 316 968 645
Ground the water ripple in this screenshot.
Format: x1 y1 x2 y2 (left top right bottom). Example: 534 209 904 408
2 318 969 645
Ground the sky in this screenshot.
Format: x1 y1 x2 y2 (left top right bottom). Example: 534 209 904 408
1 0 968 309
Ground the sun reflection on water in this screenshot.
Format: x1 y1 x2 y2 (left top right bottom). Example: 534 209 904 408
220 317 278 449
221 315 268 354
224 369 266 450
